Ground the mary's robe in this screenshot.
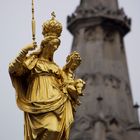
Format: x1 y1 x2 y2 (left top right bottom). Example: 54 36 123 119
9 55 74 140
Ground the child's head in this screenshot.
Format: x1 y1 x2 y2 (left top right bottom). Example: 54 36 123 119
64 51 81 71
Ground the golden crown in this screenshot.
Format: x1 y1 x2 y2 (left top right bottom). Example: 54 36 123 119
42 12 62 37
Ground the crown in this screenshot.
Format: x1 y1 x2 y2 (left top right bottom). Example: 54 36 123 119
42 12 62 37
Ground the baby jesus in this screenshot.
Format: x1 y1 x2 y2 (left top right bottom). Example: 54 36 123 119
61 51 85 110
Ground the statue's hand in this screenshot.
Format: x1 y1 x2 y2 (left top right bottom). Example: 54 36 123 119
23 42 37 52
75 79 86 96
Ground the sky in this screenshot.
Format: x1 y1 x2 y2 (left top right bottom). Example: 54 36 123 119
0 0 140 139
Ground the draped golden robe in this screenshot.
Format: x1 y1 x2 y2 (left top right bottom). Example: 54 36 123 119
9 55 74 140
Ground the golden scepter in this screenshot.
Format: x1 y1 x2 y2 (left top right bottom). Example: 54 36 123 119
32 0 37 47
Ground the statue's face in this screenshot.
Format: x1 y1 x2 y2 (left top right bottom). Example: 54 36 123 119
42 38 60 54
69 61 80 71
49 39 60 51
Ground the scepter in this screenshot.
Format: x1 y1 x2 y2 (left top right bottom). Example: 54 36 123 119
32 0 37 47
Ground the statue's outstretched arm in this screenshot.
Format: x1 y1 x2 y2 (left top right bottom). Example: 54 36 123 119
9 43 36 76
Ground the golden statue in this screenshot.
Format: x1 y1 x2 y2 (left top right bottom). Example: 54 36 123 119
9 11 85 140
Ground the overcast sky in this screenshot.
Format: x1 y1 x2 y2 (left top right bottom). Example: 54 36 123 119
0 0 140 139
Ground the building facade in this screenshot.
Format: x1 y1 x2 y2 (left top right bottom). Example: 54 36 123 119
67 0 140 140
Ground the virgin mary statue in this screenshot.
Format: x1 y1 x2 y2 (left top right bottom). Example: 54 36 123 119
9 13 85 140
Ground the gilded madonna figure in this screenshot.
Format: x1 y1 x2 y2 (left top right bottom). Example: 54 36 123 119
9 13 85 140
